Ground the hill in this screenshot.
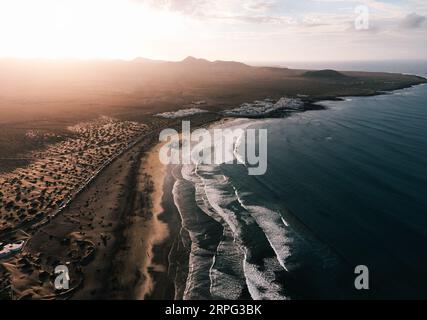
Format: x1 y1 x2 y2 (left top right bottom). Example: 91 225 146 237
0 56 425 172
0 57 425 122
303 69 351 80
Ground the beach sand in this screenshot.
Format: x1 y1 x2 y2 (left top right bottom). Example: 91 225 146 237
9 133 151 299
0 115 220 300
108 140 182 300
134 142 170 299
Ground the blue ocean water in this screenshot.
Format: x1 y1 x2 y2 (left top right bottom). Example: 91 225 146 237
248 84 427 298
174 62 427 299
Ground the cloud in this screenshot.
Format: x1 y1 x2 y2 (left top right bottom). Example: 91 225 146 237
244 0 277 12
139 0 207 15
140 0 285 23
399 13 426 29
136 0 427 35
216 14 294 24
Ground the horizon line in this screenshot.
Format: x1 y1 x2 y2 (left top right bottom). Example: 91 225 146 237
0 56 426 64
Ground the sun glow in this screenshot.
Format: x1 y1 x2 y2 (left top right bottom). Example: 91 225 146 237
0 0 186 59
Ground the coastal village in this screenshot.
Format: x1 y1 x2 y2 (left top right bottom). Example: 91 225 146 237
222 97 305 117
155 97 307 119
0 116 147 236
0 116 147 298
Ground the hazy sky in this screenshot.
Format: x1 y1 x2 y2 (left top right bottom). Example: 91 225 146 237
0 0 426 62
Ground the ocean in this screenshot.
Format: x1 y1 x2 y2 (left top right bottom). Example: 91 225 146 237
171 61 427 299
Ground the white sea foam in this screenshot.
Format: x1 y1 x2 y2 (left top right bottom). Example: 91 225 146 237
241 204 291 271
174 119 291 300
182 161 289 300
243 257 287 300
156 108 208 118
209 228 246 299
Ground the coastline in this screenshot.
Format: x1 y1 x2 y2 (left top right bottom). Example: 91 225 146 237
105 81 427 300
133 141 170 299
136 81 427 300
1 77 425 299
140 116 274 300
102 140 173 299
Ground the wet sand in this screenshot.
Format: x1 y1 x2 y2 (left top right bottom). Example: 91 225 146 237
145 164 185 300
107 140 180 300
135 142 170 299
136 142 187 300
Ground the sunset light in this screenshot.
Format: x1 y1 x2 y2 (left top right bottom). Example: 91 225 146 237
0 0 427 305
1 0 426 62
0 0 187 59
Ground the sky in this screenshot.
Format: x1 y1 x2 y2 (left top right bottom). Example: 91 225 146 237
0 0 426 62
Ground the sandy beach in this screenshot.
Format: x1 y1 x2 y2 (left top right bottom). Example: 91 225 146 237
134 142 170 299
105 139 182 300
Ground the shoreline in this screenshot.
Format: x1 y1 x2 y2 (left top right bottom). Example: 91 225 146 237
135 142 170 299
102 81 427 300
103 116 223 300
136 81 427 300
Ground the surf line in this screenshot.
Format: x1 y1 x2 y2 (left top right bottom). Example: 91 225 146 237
158 120 268 176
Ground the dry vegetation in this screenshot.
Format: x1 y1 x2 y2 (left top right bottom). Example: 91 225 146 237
0 116 147 234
